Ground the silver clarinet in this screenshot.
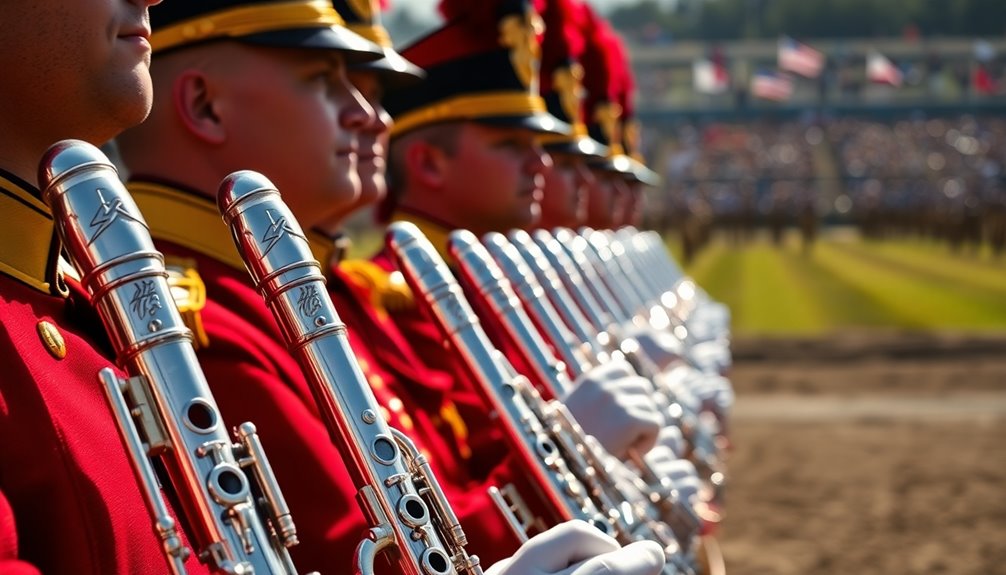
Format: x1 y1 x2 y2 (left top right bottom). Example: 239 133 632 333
389 223 691 575
39 140 305 575
216 171 481 575
476 233 702 546
386 222 616 542
452 232 701 557
536 230 725 488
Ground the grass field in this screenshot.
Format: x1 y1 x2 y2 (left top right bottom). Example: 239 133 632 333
674 229 1006 336
347 226 1006 337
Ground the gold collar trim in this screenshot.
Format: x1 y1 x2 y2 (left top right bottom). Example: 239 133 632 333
0 173 61 294
128 181 334 270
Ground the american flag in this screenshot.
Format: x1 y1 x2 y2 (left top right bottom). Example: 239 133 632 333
866 50 903 87
778 36 824 78
750 70 793 101
693 58 730 95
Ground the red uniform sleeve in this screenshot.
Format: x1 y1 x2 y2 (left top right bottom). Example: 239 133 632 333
0 488 41 575
0 276 213 575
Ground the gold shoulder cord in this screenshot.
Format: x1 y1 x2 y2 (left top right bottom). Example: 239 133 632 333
165 257 210 349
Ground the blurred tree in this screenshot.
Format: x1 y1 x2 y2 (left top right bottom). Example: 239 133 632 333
607 0 1006 40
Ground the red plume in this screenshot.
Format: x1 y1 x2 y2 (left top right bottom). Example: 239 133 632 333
540 0 586 92
579 2 617 114
607 28 634 120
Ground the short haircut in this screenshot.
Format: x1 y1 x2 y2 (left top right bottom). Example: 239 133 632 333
381 122 462 221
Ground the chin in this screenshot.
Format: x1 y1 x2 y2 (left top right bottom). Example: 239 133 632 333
357 173 386 207
109 75 154 128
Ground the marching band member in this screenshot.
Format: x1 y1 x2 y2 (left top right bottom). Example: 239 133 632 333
578 1 637 231
534 0 604 231
117 1 664 572
375 0 666 464
0 0 216 573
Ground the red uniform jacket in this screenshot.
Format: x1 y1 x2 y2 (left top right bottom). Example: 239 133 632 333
130 181 526 570
0 170 207 574
0 488 40 575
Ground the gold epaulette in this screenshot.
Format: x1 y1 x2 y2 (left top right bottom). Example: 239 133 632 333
338 259 415 314
164 257 210 350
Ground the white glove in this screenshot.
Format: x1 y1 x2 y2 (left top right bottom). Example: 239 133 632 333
685 340 732 376
652 365 702 414
642 445 701 505
655 425 686 459
619 325 687 373
689 373 735 416
565 359 663 459
485 520 665 575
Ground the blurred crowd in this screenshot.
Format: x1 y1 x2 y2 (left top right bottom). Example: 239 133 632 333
649 115 1006 260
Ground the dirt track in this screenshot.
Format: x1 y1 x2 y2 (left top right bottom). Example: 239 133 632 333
719 332 1006 574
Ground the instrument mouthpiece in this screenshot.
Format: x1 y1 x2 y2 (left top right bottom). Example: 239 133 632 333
217 170 278 224
37 140 116 200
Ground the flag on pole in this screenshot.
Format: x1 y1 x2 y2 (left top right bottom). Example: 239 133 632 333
866 50 903 87
778 36 824 78
693 58 730 94
974 64 997 94
751 70 793 101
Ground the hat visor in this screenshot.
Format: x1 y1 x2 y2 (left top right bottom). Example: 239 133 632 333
543 136 609 160
477 112 571 137
628 157 663 187
588 153 635 176
353 47 426 88
241 26 383 63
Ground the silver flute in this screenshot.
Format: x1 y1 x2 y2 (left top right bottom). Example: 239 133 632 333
512 230 662 379
391 224 689 575
386 222 617 543
476 233 702 549
513 230 724 496
633 230 730 332
580 228 656 324
612 229 685 324
216 171 480 575
40 140 305 575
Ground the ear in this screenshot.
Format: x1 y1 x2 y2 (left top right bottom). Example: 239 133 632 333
171 70 226 145
404 139 450 190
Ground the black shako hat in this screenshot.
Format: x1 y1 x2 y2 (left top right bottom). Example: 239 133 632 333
331 0 425 86
150 0 383 62
382 0 570 139
537 0 606 159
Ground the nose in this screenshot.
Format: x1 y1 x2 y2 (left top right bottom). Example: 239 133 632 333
367 105 393 137
339 79 377 132
575 159 596 188
527 139 552 176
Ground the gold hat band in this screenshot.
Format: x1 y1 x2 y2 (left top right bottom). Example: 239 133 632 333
152 0 346 53
391 92 548 137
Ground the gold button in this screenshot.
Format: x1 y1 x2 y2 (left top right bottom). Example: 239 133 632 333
368 373 384 389
388 397 404 412
37 321 66 360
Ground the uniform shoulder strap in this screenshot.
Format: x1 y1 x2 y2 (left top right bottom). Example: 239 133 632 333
338 259 415 313
164 256 210 349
